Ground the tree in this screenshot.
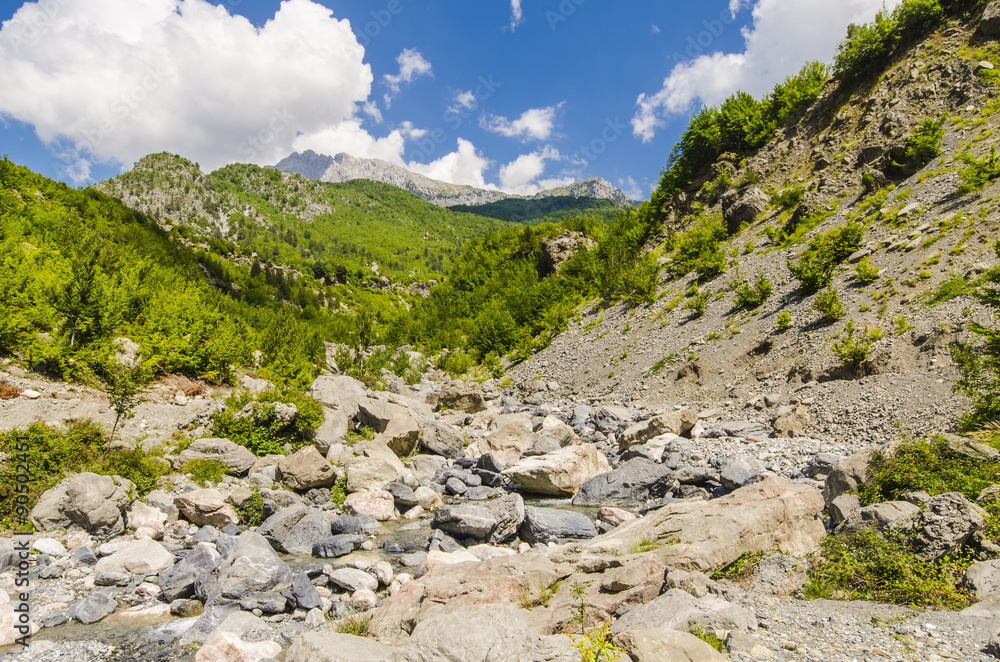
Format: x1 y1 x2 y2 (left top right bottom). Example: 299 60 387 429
106 358 149 447
952 240 1000 429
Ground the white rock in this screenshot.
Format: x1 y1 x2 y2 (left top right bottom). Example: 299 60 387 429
31 538 67 557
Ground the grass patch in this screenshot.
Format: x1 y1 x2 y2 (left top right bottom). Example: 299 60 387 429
185 459 228 486
335 613 372 637
713 551 767 581
690 624 725 652
922 275 975 306
628 538 663 555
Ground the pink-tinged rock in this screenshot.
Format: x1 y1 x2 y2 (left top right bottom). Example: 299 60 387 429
343 491 396 521
417 549 480 577
599 506 636 526
112 603 171 622
174 489 239 527
0 603 38 646
194 631 282 662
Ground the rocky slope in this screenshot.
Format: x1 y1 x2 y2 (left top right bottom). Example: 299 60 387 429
273 150 635 207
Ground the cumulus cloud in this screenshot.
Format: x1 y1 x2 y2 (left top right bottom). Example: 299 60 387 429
448 90 479 114
481 103 563 142
510 0 524 30
498 146 566 194
408 138 495 189
383 48 432 106
0 0 377 181
631 0 901 142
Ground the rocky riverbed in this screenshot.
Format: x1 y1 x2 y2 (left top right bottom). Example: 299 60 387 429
1 371 999 662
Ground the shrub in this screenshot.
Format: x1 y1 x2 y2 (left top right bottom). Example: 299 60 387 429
805 529 971 608
210 387 323 456
904 114 947 168
833 0 945 82
854 256 881 284
684 290 710 318
671 214 729 281
957 146 1000 194
186 459 228 486
788 253 835 292
813 288 846 324
102 447 168 497
732 272 773 309
237 488 264 526
770 186 805 211
330 475 348 505
702 171 731 204
831 320 879 369
0 382 23 400
776 311 792 332
789 222 864 292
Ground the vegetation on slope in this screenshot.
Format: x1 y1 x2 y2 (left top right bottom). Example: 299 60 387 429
449 196 623 226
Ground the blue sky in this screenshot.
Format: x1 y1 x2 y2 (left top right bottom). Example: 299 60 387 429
0 0 893 198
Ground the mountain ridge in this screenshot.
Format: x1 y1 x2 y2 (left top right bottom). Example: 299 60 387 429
272 150 636 207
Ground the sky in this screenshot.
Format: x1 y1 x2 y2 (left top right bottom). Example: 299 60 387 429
0 0 899 199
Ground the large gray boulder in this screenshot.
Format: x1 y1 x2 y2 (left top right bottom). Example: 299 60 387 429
175 438 255 476
620 411 697 450
174 488 239 528
68 593 118 624
838 500 919 535
376 412 421 457
965 560 1000 599
158 543 224 601
909 492 987 561
421 420 466 459
30 473 134 536
431 503 497 541
982 1 1000 36
613 629 729 662
611 587 757 635
257 504 334 555
94 538 174 575
436 383 487 414
822 448 876 507
572 457 679 509
503 444 611 497
356 398 413 433
526 416 578 456
277 445 336 491
519 506 597 544
719 456 766 490
216 531 292 599
286 632 401 662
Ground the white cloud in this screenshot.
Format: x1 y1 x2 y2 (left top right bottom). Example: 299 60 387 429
383 48 432 106
651 24 661 34
0 0 374 180
408 138 495 189
498 146 565 194
617 176 650 200
510 0 524 30
631 0 901 142
481 103 563 142
448 90 478 114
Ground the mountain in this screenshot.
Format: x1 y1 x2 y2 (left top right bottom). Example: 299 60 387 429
272 150 634 208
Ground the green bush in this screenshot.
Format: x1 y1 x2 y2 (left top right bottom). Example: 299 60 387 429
330 475 348 505
952 246 1000 428
102 448 168 497
237 488 264 526
210 387 323 456
776 311 792 332
701 171 731 204
731 272 773 309
813 288 846 324
788 253 835 292
957 146 1000 194
904 115 947 168
770 186 805 211
833 0 946 81
185 459 228 486
853 257 881 284
684 290 710 318
789 222 864 292
671 215 728 282
831 320 877 369
805 529 971 608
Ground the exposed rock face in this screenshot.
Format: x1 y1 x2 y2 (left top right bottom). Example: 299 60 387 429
176 438 256 476
722 185 769 235
581 477 826 571
30 473 135 536
572 458 679 508
94 539 174 575
421 420 465 459
503 444 611 496
277 445 336 491
982 1 1000 35
909 492 987 561
174 489 239 528
437 383 487 414
613 629 729 662
611 587 757 635
542 232 596 271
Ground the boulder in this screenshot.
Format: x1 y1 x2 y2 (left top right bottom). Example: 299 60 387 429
127 501 168 535
469 417 534 467
601 556 667 593
277 445 336 491
357 398 413 433
519 506 597 544
436 383 487 414
346 455 398 494
30 473 134 536
314 408 349 455
194 631 282 662
772 404 810 437
573 458 679 508
830 494 861 525
965 560 1000 598
176 438 256 476
432 504 497 541
291 571 322 610
285 632 401 662
909 492 987 561
312 535 365 559
722 185 768 235
159 543 224 601
175 489 239 528
376 412 422 457
328 567 378 593
343 490 396 521
982 1 1000 36
620 411 697 450
581 477 826 572
421 420 466 459
822 449 876 507
719 456 766 490
613 629 729 662
216 532 292 599
94 538 174 575
611 587 757 635
503 444 612 496
68 593 118 624
527 416 578 455
839 500 919 535
257 504 333 555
